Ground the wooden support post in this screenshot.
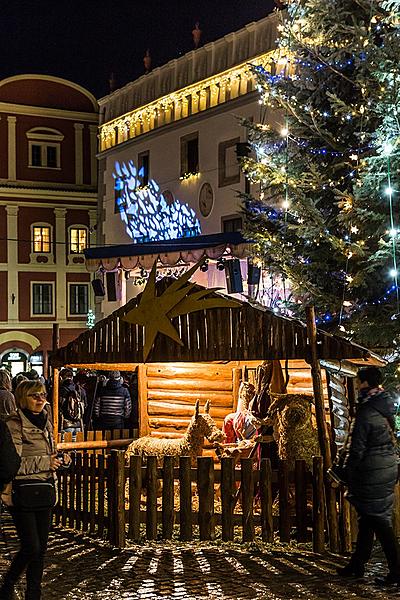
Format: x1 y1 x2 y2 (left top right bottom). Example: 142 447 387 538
221 457 235 541
128 455 142 541
146 455 158 540
110 450 126 548
295 459 308 543
306 306 339 553
52 323 60 352
197 457 214 541
241 458 254 542
162 456 174 540
260 458 273 543
312 456 325 553
52 367 59 444
179 456 192 541
278 459 290 542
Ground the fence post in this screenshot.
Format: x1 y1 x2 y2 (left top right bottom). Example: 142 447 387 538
295 460 308 542
109 450 126 548
278 459 290 542
312 456 325 553
197 457 214 541
340 488 353 554
97 454 105 538
128 455 142 541
241 458 254 542
179 456 192 541
221 457 235 541
146 455 158 540
162 456 174 540
260 458 273 543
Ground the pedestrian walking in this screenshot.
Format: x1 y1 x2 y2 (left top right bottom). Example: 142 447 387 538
337 367 400 586
0 370 16 422
59 369 85 439
0 420 20 493
0 380 69 600
93 371 131 430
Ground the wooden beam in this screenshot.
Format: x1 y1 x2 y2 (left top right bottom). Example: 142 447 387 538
52 367 59 444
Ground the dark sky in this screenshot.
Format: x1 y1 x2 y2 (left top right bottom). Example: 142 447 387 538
1 1 276 100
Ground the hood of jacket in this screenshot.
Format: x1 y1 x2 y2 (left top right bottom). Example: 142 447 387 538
105 379 124 392
361 389 396 419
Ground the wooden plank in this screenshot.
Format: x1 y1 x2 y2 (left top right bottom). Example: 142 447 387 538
61 469 68 528
162 456 174 540
138 364 149 436
52 367 59 443
232 368 241 412
260 458 273 543
97 455 105 537
221 457 235 541
89 454 96 534
106 452 115 544
128 455 142 541
278 460 290 542
179 456 192 541
340 489 352 554
146 364 234 379
197 457 214 540
295 460 308 542
68 454 76 529
114 451 126 548
147 377 233 391
75 453 82 531
241 458 254 542
147 390 233 405
312 456 325 553
146 455 158 540
82 453 89 532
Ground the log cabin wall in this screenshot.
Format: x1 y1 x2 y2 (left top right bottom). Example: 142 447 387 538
138 362 241 438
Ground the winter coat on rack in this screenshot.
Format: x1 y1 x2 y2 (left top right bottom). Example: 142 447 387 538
346 388 398 520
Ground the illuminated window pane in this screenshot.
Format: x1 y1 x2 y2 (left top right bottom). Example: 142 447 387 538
33 226 50 253
70 228 88 253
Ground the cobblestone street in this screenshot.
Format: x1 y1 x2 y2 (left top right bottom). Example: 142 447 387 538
1 515 399 600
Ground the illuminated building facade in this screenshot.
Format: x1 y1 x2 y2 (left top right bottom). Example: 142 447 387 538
94 12 280 316
0 75 98 376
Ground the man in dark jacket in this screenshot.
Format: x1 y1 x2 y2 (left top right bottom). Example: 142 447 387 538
93 371 131 430
337 367 400 586
0 420 20 493
59 369 86 438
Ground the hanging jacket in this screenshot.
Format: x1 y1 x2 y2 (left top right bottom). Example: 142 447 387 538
346 387 398 519
0 389 16 422
94 379 131 420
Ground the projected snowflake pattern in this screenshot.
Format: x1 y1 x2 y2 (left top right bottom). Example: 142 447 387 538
113 161 201 243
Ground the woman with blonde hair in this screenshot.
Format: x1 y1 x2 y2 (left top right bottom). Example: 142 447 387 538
0 369 16 422
0 380 68 600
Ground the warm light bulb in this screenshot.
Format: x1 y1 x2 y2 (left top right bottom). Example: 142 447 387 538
280 127 289 137
282 200 290 210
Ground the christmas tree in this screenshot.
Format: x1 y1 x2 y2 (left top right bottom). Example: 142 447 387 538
242 0 400 357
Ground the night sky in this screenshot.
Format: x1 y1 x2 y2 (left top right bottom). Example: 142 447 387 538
1 1 276 100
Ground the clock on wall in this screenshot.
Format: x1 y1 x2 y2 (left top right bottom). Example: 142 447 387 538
199 182 214 217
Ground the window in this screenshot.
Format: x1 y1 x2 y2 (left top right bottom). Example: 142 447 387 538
26 127 63 169
138 151 150 187
69 284 89 315
218 138 241 187
69 227 88 254
33 226 51 253
222 215 243 233
32 283 53 315
180 133 199 177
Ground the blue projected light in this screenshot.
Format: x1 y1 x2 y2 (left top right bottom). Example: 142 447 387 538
113 161 202 242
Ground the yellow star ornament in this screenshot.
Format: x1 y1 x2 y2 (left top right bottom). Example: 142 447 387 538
122 259 241 361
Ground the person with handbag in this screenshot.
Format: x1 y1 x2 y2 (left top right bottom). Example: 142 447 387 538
336 367 400 586
0 380 69 600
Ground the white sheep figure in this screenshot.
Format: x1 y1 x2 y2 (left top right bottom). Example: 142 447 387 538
125 400 225 466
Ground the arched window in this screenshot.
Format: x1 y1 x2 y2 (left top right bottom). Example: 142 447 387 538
26 127 64 169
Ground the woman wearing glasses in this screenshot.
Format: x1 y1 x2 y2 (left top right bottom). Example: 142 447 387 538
0 380 68 600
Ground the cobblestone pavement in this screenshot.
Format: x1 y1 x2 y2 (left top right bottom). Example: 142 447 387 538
1 514 399 599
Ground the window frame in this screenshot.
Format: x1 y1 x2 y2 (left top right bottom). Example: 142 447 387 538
138 150 150 187
180 132 199 178
68 226 89 255
26 128 64 170
218 137 241 188
31 281 55 317
68 283 89 317
221 214 243 233
31 223 52 254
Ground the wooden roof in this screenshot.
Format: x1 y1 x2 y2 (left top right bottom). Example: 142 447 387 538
50 281 379 368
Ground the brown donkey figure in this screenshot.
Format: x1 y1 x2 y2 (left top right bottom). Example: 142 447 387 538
126 400 225 466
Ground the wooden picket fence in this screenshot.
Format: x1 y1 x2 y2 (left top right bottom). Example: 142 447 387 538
53 450 361 553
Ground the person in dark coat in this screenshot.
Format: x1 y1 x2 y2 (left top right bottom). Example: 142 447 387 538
337 367 400 586
93 371 131 430
0 420 20 492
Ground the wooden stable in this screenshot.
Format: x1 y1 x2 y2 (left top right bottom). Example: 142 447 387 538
50 279 382 444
